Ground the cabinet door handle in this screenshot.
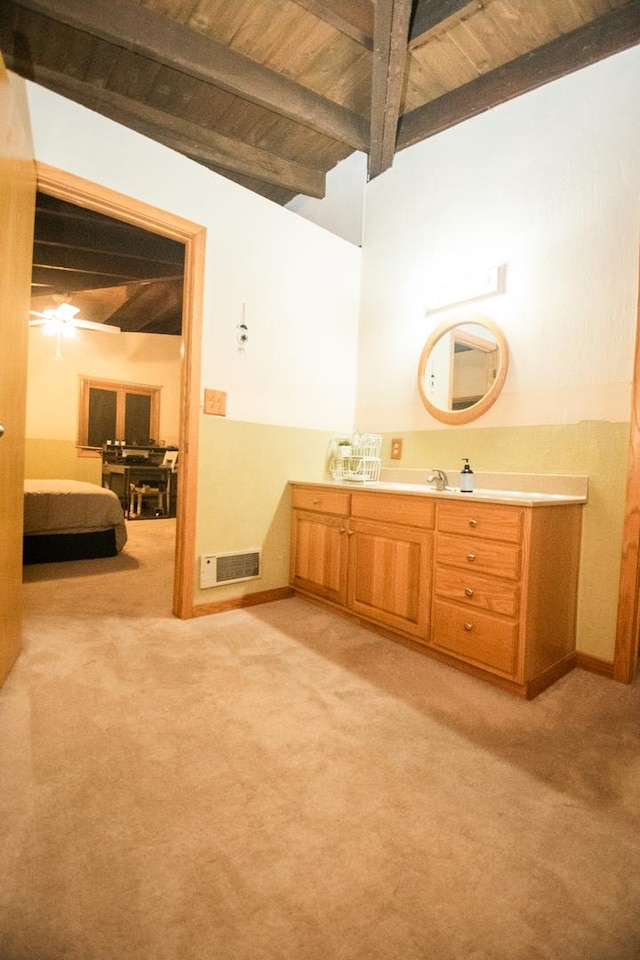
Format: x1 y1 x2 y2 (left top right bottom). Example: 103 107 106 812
466 553 476 562
347 529 354 537
469 518 478 527
464 622 474 632
313 498 321 505
338 527 347 535
464 587 474 597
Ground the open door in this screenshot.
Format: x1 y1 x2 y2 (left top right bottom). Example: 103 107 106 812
0 60 36 687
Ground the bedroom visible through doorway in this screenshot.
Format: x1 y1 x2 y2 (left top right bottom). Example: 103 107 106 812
27 164 204 618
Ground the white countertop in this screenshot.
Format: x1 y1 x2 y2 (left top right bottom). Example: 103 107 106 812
292 479 588 507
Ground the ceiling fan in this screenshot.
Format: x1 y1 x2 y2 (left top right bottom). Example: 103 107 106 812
29 298 120 359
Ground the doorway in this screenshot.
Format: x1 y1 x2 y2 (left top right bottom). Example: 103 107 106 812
34 163 204 618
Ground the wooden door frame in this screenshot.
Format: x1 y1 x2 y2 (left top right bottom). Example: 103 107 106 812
35 163 204 618
614 253 640 682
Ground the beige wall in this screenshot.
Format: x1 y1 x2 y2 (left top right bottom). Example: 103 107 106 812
195 418 335 605
353 49 640 662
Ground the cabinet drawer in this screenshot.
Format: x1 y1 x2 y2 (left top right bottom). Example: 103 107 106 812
434 566 519 618
437 501 523 543
292 487 350 516
351 492 435 528
436 533 520 580
432 600 518 677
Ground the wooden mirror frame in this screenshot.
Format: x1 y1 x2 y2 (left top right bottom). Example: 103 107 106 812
417 315 509 425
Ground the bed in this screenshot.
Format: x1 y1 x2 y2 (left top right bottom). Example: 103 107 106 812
23 479 128 565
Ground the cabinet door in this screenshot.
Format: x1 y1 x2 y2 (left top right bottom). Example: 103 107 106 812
290 509 349 605
348 519 432 640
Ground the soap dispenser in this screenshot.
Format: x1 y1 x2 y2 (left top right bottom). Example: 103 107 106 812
460 458 474 493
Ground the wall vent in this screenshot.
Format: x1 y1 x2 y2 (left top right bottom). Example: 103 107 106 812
200 550 261 588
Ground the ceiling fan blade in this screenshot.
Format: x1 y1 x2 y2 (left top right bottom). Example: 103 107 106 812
29 318 47 327
73 319 121 334
30 310 48 319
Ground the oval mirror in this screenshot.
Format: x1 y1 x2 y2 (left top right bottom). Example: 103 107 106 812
417 315 508 424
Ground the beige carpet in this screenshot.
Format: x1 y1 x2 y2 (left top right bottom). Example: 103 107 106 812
1 519 639 960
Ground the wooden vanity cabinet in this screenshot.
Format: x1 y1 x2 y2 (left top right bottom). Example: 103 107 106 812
290 484 583 697
290 486 434 639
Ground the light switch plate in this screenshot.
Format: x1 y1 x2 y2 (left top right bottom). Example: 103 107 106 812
204 389 227 416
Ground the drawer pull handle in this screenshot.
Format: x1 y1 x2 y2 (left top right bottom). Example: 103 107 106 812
313 498 321 505
464 587 474 597
469 518 478 527
466 553 476 562
464 622 474 632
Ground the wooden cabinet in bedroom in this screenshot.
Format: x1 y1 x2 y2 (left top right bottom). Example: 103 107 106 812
290 484 583 698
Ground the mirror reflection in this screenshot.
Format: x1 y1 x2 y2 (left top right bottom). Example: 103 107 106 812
418 316 508 425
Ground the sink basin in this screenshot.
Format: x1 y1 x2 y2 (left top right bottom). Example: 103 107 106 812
368 481 586 505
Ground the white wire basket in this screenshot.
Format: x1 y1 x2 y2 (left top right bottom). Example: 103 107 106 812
329 434 382 483
330 457 381 483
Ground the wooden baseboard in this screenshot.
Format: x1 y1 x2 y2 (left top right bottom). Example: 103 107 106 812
575 652 615 678
524 652 576 699
191 586 294 618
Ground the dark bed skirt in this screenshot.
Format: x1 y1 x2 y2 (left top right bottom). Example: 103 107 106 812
23 529 118 565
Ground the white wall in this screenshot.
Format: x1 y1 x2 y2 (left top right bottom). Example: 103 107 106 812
25 81 362 434
356 47 640 432
286 151 367 246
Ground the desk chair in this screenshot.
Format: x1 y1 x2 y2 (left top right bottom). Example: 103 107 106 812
129 478 169 518
127 451 178 518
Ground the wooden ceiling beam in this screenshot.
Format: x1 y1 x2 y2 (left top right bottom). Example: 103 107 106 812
30 264 145 292
34 203 184 263
195 163 297 207
290 0 374 49
5 59 327 198
104 281 182 333
368 0 413 181
11 0 369 150
398 4 640 151
32 241 181 280
409 0 477 45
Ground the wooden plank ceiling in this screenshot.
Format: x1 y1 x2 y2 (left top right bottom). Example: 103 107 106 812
2 0 638 335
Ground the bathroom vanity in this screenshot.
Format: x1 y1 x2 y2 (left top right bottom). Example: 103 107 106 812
289 481 585 698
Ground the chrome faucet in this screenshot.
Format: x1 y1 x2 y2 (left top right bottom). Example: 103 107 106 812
427 468 449 491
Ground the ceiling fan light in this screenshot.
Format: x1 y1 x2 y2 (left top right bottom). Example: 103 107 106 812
42 318 62 336
57 302 81 322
